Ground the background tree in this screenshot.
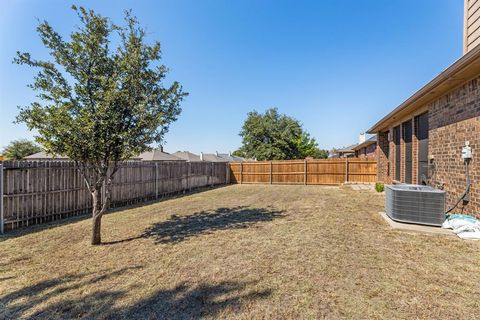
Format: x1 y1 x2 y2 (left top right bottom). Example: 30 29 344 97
15 6 187 245
2 139 42 160
231 148 246 158
235 108 327 160
296 132 328 159
312 148 329 159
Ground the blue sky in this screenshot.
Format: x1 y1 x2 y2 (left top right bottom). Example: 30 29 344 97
0 0 463 153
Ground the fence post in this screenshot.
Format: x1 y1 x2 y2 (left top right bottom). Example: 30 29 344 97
188 162 192 191
240 162 243 184
304 159 307 185
226 163 230 185
270 161 273 184
211 162 214 187
155 162 159 200
0 162 3 234
345 158 349 183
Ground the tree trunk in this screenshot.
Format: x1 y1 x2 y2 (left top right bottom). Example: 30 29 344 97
91 188 103 245
83 163 117 246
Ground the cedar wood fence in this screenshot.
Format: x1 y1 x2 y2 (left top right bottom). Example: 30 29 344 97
229 158 377 185
0 158 376 233
0 160 229 233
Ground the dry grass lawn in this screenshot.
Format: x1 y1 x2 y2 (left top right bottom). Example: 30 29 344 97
1 185 479 319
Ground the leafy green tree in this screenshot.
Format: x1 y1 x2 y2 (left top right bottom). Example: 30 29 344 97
237 108 302 160
296 132 315 156
14 6 187 244
236 108 326 160
313 148 329 159
231 148 246 158
295 132 328 159
2 139 42 160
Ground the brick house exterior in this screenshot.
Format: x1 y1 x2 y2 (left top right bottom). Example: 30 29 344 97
368 0 480 217
353 136 377 158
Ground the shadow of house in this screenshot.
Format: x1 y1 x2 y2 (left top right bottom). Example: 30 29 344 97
142 206 285 244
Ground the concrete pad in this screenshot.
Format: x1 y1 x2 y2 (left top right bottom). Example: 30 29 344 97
378 212 454 237
348 184 375 191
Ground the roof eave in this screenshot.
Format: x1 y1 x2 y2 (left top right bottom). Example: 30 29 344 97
367 45 480 134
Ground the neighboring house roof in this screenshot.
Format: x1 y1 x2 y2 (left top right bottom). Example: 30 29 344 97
172 151 248 162
137 150 185 161
217 153 246 162
25 149 184 161
328 145 356 158
352 136 377 151
336 145 356 153
202 153 229 162
24 151 69 160
172 151 201 162
367 44 480 133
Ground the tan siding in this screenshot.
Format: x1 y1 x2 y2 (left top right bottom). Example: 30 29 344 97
465 0 480 53
468 34 480 52
467 12 480 35
467 17 480 42
468 0 480 11
467 4 480 26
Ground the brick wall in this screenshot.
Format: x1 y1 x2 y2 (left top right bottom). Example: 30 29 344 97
366 143 377 157
389 130 395 184
400 124 405 182
428 77 480 216
376 76 480 217
356 143 377 158
377 132 391 183
412 118 418 184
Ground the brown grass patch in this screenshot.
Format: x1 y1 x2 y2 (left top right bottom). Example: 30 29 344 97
1 185 479 319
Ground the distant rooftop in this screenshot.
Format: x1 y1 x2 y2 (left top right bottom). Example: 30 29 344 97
24 150 246 162
24 149 185 161
217 153 245 162
137 150 185 161
352 136 377 151
336 145 357 153
24 151 69 160
202 153 229 162
172 151 201 162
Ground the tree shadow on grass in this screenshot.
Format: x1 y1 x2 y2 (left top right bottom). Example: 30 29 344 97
0 185 230 243
0 266 142 319
1 269 271 319
141 206 285 244
116 280 272 319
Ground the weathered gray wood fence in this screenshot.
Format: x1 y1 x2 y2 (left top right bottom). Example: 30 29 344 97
0 160 230 233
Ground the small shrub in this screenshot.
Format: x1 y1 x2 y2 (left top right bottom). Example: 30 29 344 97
375 182 384 193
